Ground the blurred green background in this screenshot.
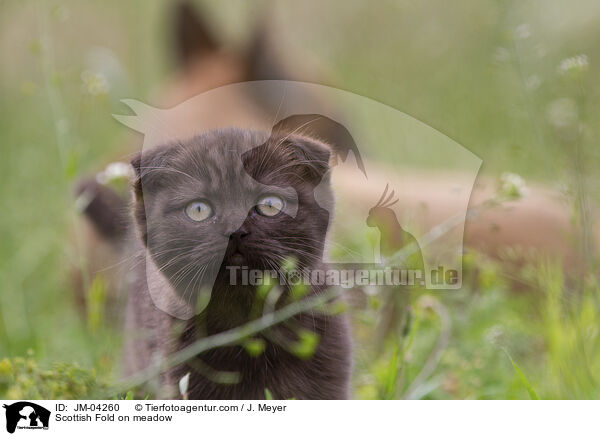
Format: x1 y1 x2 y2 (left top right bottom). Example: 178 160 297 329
0 0 598 399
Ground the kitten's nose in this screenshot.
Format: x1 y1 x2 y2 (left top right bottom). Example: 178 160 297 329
229 228 250 242
227 228 250 255
221 221 251 241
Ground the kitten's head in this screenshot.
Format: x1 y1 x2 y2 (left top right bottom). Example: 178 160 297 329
131 128 332 295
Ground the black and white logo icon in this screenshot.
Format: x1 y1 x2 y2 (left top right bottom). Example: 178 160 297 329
2 402 50 434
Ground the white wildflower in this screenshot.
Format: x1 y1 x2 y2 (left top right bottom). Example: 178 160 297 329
514 23 531 40
557 54 589 75
85 47 129 96
179 372 190 399
81 70 109 96
485 325 505 345
362 285 380 296
525 75 541 90
546 97 578 130
499 172 527 200
417 295 438 310
96 161 134 185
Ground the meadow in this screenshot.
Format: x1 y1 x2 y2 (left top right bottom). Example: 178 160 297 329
0 0 599 399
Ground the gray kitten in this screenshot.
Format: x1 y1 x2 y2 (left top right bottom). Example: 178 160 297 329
107 128 352 399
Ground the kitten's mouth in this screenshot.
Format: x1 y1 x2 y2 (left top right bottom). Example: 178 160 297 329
228 250 245 265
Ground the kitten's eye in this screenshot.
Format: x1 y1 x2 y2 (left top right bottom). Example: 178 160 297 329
184 201 213 222
256 195 285 217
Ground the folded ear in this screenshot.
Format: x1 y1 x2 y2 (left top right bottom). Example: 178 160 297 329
272 114 367 177
242 131 331 187
284 135 331 185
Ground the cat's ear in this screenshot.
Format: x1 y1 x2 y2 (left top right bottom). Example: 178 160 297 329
171 1 219 68
131 152 143 201
244 22 288 81
130 145 178 199
272 114 366 177
287 136 331 184
130 152 148 244
130 146 177 245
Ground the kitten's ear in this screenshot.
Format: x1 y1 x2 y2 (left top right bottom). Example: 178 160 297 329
272 114 366 177
130 146 177 245
171 1 219 68
130 145 178 198
287 135 331 184
130 152 148 244
130 152 143 200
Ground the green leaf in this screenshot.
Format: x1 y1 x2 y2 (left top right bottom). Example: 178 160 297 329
290 329 320 359
65 150 79 180
87 275 108 334
281 257 298 272
383 347 400 399
505 350 540 400
243 338 266 357
290 283 309 300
